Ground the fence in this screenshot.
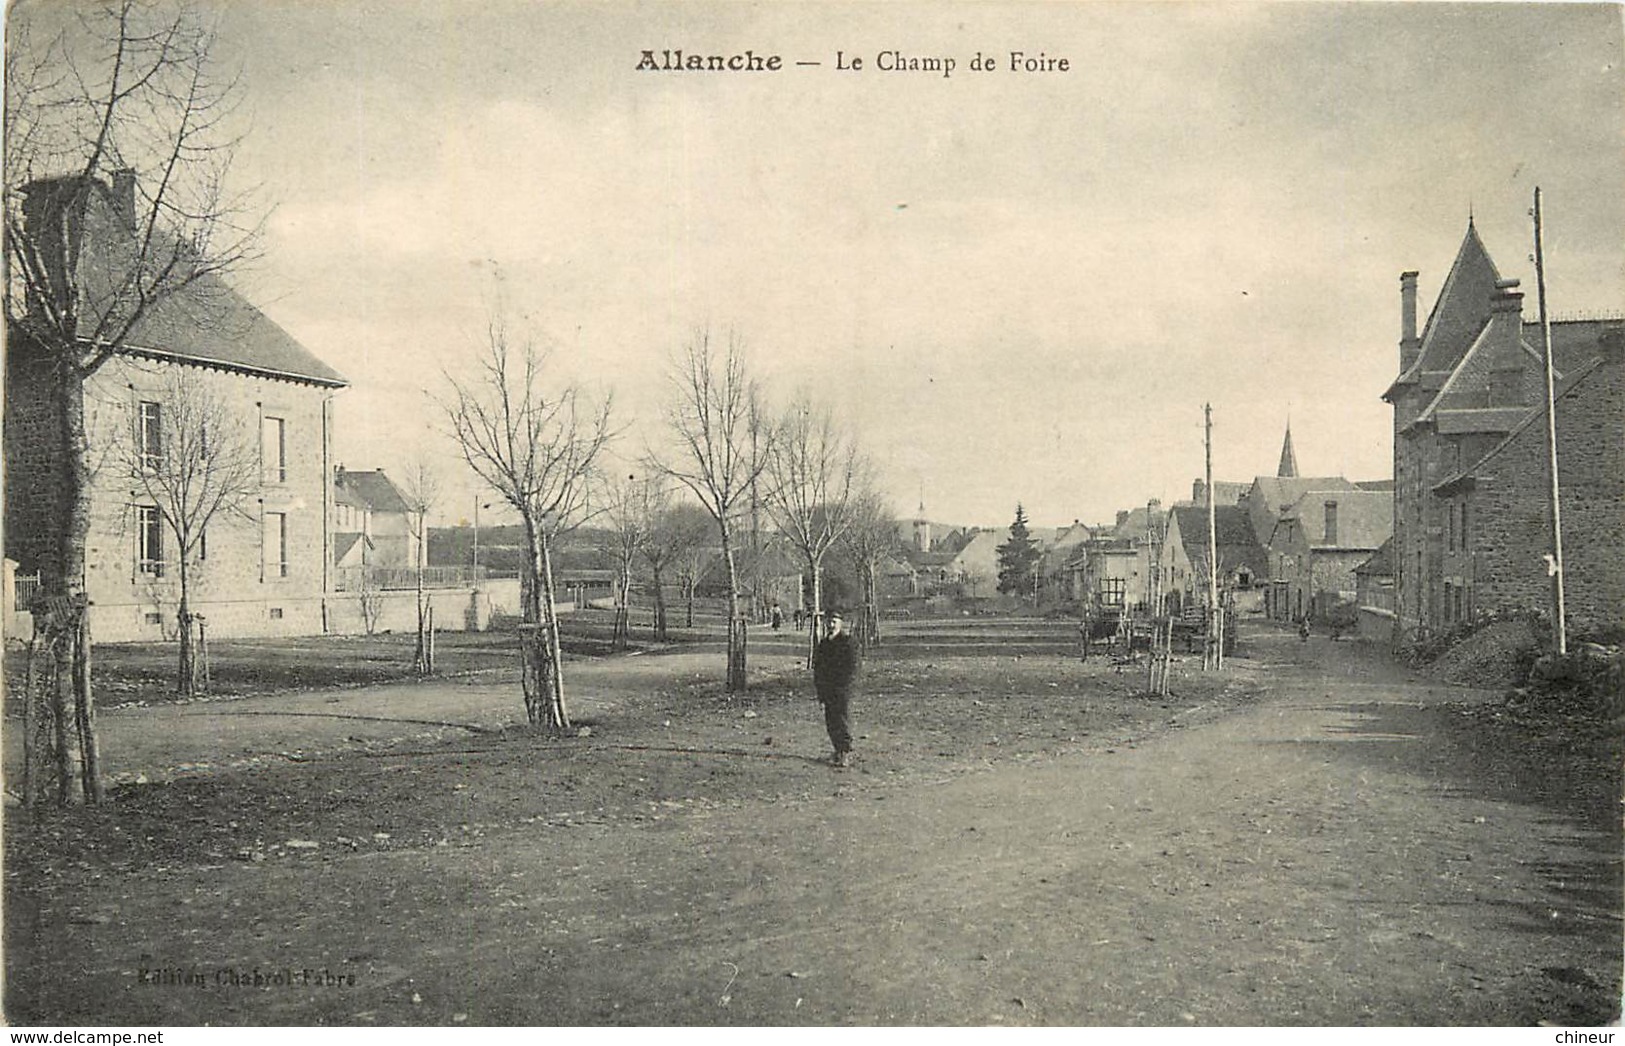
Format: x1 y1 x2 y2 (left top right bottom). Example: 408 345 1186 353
14 572 41 612
333 565 515 593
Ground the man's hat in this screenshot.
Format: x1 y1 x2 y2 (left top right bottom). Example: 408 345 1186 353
827 609 845 620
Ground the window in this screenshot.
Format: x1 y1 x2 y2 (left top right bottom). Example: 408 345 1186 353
1100 578 1126 607
1323 501 1339 546
136 504 164 577
138 401 163 471
261 416 286 484
263 511 288 579
1460 500 1469 551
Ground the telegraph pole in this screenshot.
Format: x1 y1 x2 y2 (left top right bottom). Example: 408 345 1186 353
1533 187 1567 655
1205 403 1221 669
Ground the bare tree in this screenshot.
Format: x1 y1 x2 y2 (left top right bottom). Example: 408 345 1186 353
764 391 864 662
656 328 771 691
444 318 613 730
599 473 646 651
839 488 898 649
666 502 717 630
400 461 440 673
4 0 261 803
112 369 257 695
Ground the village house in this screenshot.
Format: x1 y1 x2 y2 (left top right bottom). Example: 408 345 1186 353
1382 219 1623 638
1063 501 1166 611
333 466 416 572
5 171 347 641
1264 488 1394 622
1160 504 1269 616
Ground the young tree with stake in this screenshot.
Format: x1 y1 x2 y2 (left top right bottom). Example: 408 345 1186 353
115 370 257 696
5 0 263 803
444 318 613 731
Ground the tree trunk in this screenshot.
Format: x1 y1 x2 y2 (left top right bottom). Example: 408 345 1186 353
49 377 99 803
414 522 429 673
722 528 746 692
177 560 195 697
651 566 668 642
536 531 569 729
805 556 823 666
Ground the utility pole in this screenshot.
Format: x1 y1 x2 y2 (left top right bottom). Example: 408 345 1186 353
1533 187 1567 655
1205 403 1221 670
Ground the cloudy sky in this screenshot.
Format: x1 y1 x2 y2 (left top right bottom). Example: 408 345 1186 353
20 1 1624 528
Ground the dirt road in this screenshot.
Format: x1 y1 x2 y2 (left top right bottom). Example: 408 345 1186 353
7 623 1619 1026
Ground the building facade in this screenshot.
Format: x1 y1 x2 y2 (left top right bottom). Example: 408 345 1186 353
1383 220 1623 638
4 171 347 641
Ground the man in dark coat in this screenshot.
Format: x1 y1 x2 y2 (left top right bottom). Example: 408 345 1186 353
812 609 861 767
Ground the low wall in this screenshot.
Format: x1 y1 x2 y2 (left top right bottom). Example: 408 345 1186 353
4 578 532 644
1357 605 1396 644
326 578 524 635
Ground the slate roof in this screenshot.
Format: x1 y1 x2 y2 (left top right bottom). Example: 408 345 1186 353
1170 504 1269 580
335 469 411 515
1434 354 1611 494
1386 221 1502 398
1355 537 1395 579
1245 476 1359 520
1279 489 1393 551
25 173 345 388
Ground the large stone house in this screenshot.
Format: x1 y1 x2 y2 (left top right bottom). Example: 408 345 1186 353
1431 336 1623 635
5 171 347 641
1382 219 1623 638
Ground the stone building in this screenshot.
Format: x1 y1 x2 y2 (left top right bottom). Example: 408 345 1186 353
1264 489 1393 622
1382 219 1623 638
5 171 347 640
1431 336 1624 636
333 467 416 569
1160 504 1269 615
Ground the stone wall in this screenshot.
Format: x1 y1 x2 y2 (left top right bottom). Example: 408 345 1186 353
1468 354 1624 636
6 348 342 642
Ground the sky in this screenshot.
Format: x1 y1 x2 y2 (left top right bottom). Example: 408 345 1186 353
15 0 1625 529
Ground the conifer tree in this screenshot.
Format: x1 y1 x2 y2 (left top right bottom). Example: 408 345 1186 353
996 504 1042 601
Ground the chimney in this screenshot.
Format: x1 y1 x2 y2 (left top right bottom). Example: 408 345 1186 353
1193 478 1207 505
1486 278 1526 407
1400 271 1421 371
1116 510 1130 529
109 168 137 229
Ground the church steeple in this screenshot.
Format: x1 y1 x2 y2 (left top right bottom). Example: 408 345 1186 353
1277 423 1299 478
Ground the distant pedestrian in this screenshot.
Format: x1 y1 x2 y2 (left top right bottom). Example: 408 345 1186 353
793 606 804 630
813 609 861 767
771 603 783 631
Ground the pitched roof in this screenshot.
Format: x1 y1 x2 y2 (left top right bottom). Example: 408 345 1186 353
1434 353 1615 494
121 270 347 386
1245 476 1359 519
27 173 346 388
1389 221 1502 395
1170 504 1269 579
1280 489 1393 551
1355 537 1395 578
335 469 411 514
1111 505 1167 542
